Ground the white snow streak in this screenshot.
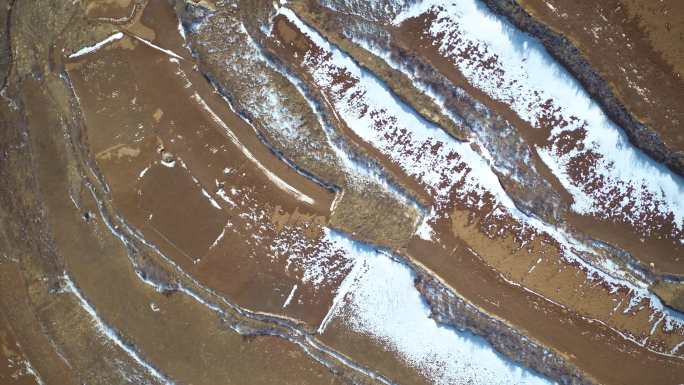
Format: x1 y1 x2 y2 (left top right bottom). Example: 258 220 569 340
68 32 124 58
282 284 298 308
62 275 173 384
201 188 222 210
191 92 315 205
279 5 684 348
131 35 185 60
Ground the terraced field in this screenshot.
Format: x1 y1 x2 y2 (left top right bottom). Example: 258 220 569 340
1 0 683 384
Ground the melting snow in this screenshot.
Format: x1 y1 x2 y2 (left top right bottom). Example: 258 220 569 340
161 158 176 168
322 231 552 385
278 5 684 351
279 8 514 209
201 188 222 210
415 208 435 241
209 227 226 249
282 284 298 308
394 0 684 238
138 165 151 178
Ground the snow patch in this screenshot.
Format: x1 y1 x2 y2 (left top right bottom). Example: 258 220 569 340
279 5 684 349
131 34 184 60
394 0 684 238
323 232 551 385
68 32 124 59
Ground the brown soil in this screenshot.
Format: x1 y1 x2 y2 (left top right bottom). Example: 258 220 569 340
4 0 684 384
262 4 684 384
321 318 434 385
0 1 377 384
181 0 421 250
66 1 340 330
390 8 684 276
84 0 135 21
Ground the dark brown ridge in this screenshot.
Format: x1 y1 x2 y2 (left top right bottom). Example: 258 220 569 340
0 0 17 92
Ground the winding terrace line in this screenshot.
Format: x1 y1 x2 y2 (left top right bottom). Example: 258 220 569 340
59 67 398 385
262 5 684 384
64 29 332 212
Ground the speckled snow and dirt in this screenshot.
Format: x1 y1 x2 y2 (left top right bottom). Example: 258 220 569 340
1 0 683 384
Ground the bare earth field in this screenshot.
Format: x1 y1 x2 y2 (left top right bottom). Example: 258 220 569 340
1 1 683 385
